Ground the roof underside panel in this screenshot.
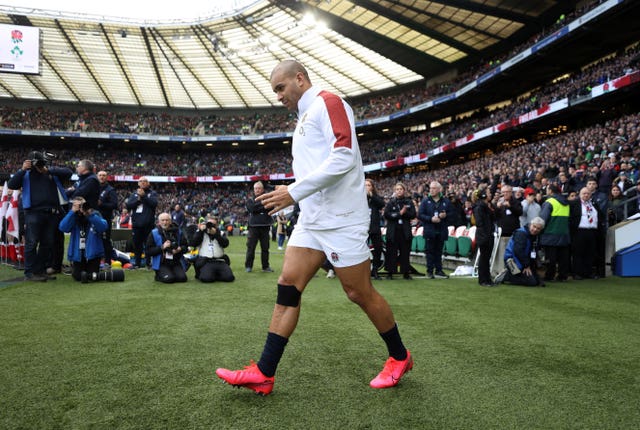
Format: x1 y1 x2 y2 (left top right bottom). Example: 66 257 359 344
113 28 165 107
0 0 568 108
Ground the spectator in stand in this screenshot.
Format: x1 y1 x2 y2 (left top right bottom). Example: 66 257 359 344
384 182 416 280
613 171 633 194
607 184 626 225
244 181 273 273
473 187 496 287
190 216 234 283
463 199 474 226
365 178 385 280
493 184 523 276
119 207 131 228
97 170 118 267
569 187 600 280
557 171 574 196
418 181 452 280
598 158 617 192
539 184 571 282
585 177 608 278
447 191 467 228
7 151 73 282
171 204 186 229
624 181 640 217
519 187 541 227
276 211 288 251
126 177 158 269
146 212 188 283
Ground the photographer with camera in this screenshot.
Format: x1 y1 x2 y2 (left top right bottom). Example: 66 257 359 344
383 182 416 280
8 151 73 282
146 213 188 283
125 177 158 269
189 216 235 283
494 217 546 287
58 196 109 282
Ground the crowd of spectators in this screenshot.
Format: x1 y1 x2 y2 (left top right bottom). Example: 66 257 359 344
2 0 638 229
3 110 638 229
3 41 637 181
0 0 621 140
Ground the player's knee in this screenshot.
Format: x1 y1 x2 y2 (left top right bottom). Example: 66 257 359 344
276 284 301 307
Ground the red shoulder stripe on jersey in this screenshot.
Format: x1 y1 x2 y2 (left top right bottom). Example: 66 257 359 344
319 90 352 149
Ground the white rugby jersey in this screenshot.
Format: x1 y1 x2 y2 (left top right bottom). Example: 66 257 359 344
287 85 369 230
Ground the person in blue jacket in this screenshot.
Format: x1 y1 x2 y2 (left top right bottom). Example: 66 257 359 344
146 212 188 283
59 196 108 282
8 151 73 282
495 217 545 287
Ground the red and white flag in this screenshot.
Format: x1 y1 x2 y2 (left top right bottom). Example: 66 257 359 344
0 181 10 221
6 190 21 240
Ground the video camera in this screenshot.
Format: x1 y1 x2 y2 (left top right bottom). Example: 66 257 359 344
28 150 57 168
80 269 125 283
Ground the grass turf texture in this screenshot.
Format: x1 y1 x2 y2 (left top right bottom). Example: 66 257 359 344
1 236 639 429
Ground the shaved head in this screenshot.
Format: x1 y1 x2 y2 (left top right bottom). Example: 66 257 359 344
270 59 310 82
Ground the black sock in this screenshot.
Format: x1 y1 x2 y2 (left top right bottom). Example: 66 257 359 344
257 332 289 377
380 323 407 361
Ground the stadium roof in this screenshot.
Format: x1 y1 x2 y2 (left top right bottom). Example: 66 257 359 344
0 0 573 109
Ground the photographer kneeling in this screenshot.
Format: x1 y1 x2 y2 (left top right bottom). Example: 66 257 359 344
59 197 109 282
189 217 235 283
146 213 188 283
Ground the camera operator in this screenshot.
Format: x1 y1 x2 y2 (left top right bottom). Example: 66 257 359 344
146 212 188 283
8 151 72 282
58 196 108 282
189 216 235 283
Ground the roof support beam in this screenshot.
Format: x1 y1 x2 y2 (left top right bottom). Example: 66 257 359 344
99 23 142 106
425 0 535 24
54 19 112 104
148 28 198 109
154 27 229 108
141 27 170 108
352 0 484 56
193 24 249 107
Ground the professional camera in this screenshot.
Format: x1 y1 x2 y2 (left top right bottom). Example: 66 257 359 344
28 150 56 168
164 227 180 250
73 197 91 213
80 269 125 283
206 221 217 230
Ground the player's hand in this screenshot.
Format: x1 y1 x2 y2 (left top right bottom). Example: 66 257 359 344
257 185 294 215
